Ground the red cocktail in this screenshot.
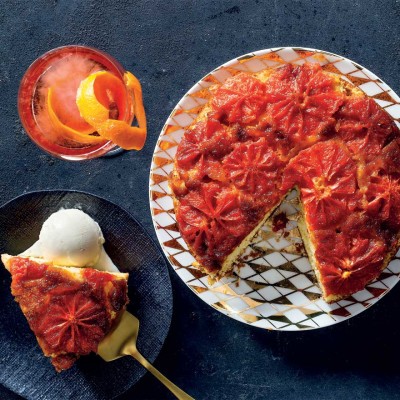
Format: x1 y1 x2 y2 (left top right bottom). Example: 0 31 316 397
18 46 145 160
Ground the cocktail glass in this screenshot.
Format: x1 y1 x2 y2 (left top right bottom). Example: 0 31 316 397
18 45 134 161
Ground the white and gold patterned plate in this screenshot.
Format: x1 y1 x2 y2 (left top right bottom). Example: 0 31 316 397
149 47 400 331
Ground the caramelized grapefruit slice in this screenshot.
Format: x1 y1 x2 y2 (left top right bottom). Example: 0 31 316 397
336 98 400 161
174 119 233 188
222 138 284 199
314 214 386 299
211 73 267 124
176 119 234 170
176 183 248 269
283 141 358 229
176 199 209 248
358 138 400 189
265 64 343 148
183 183 247 237
38 292 106 354
380 138 400 175
365 174 400 228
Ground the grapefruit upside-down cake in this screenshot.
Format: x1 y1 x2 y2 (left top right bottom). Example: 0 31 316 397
169 62 400 303
1 255 129 371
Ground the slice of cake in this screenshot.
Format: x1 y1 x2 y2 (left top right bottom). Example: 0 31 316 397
2 254 129 371
282 140 400 302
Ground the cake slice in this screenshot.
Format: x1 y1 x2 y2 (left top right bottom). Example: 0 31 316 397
283 140 400 302
2 254 129 371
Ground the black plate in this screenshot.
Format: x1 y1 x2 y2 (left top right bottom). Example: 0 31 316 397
0 190 173 400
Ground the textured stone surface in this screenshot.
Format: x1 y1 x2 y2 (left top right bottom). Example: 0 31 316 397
0 0 400 399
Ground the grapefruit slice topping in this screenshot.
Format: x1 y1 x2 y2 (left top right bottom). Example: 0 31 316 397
283 141 358 229
222 138 284 197
314 214 386 298
176 183 248 266
38 292 108 354
177 199 210 256
364 174 400 228
264 64 343 147
175 119 233 187
336 98 399 161
211 73 267 124
359 139 400 188
380 138 400 175
176 119 233 170
183 183 246 237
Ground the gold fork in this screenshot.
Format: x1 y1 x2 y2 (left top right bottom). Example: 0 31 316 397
98 311 194 400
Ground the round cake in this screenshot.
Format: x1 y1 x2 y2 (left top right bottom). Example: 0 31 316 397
169 62 400 303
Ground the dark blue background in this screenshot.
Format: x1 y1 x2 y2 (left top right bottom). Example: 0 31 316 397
1 0 400 399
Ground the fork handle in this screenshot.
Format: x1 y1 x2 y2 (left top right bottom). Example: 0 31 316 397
126 348 195 400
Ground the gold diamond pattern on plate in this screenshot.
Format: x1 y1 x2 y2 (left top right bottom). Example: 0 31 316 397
149 47 400 331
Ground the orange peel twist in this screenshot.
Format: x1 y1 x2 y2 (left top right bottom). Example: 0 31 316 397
46 70 147 150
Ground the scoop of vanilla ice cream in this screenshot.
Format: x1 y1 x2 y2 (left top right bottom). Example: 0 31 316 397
39 209 103 266
21 209 119 272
